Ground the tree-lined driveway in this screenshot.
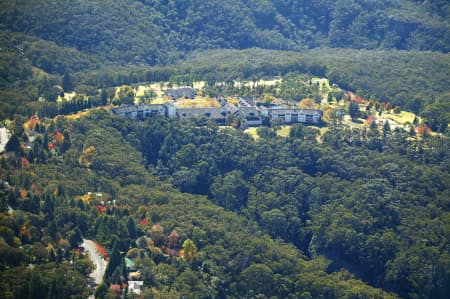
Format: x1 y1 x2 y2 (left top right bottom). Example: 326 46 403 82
81 239 107 285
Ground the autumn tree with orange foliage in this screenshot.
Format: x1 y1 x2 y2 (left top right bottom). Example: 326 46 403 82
148 223 165 247
417 125 432 138
79 145 95 167
365 115 376 127
53 131 65 146
23 116 40 131
168 230 180 249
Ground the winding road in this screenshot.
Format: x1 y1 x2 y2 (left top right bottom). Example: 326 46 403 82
81 239 107 285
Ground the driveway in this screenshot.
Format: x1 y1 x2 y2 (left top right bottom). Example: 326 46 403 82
81 239 107 285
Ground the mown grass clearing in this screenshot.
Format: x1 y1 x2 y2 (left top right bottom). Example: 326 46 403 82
383 111 419 124
63 107 104 120
315 127 329 143
244 127 259 140
277 125 291 137
225 97 239 106
174 97 220 108
150 97 171 105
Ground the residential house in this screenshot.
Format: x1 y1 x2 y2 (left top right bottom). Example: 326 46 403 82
128 281 144 295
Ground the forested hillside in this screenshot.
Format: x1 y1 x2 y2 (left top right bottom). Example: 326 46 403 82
1 110 448 298
1 0 448 121
0 1 449 298
1 0 449 66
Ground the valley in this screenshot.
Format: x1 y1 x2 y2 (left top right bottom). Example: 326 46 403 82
0 1 448 298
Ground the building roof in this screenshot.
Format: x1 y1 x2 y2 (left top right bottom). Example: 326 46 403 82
125 257 136 269
237 106 261 116
164 87 196 99
269 108 323 115
238 96 256 106
177 107 230 119
111 104 166 114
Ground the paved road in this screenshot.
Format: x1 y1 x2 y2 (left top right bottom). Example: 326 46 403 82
81 239 107 285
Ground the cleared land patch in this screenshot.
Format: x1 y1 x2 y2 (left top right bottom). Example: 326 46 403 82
174 97 220 108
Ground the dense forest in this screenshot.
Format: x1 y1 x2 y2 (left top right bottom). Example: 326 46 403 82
1 110 448 298
1 42 449 126
1 0 449 65
0 0 449 298
0 0 449 122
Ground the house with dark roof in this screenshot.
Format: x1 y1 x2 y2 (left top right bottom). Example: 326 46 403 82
164 87 196 99
234 107 263 127
237 97 257 107
177 107 230 125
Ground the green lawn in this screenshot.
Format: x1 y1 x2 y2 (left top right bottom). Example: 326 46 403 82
244 127 259 140
383 110 419 124
277 125 291 137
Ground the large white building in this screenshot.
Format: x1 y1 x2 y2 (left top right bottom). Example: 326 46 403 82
110 104 322 127
266 108 323 124
110 104 176 119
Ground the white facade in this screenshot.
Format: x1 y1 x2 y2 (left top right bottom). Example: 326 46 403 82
167 105 177 118
128 281 143 295
269 108 322 124
111 105 322 126
0 127 11 153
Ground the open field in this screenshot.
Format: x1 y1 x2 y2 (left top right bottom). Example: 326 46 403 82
383 110 419 124
277 125 291 137
244 127 259 140
174 97 220 108
150 97 172 105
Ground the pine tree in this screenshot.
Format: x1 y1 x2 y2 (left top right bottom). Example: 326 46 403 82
127 217 136 239
60 130 71 153
104 242 122 283
28 271 46 299
349 101 360 121
5 134 21 153
62 73 73 92
100 89 108 105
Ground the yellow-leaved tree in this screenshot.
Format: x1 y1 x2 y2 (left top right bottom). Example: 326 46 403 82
181 239 197 263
